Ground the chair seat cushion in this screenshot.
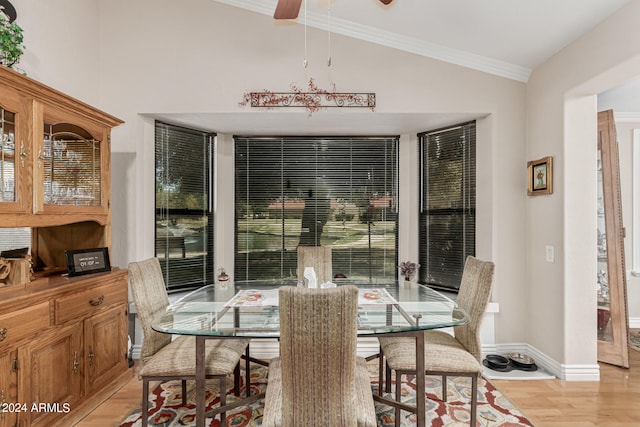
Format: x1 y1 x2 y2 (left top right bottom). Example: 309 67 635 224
139 335 250 378
379 330 482 374
263 356 376 427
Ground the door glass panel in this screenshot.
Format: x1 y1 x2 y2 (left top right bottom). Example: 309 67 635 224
43 124 101 206
596 150 612 341
0 108 16 202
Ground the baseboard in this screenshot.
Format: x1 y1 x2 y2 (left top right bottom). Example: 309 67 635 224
483 343 600 381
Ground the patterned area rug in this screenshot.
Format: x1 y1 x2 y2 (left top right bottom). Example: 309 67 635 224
118 362 533 426
630 329 640 351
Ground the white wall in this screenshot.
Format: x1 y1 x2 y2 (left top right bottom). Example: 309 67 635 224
11 0 640 379
93 0 528 345
526 0 640 375
13 0 101 105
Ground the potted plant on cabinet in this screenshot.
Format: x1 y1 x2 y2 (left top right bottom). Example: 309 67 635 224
0 3 24 70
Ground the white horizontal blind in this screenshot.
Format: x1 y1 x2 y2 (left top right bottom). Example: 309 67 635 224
0 228 30 253
419 122 476 292
155 122 214 292
234 136 398 284
42 124 101 206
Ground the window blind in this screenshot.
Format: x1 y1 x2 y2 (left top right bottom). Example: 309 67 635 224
43 124 101 206
0 228 30 253
155 122 214 292
419 122 476 292
234 136 398 284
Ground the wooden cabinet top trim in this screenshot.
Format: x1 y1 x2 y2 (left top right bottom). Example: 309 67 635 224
0 66 123 128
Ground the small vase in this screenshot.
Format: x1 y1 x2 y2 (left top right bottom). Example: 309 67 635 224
217 271 230 288
401 276 417 288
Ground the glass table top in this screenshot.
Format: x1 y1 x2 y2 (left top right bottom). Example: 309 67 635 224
152 282 468 338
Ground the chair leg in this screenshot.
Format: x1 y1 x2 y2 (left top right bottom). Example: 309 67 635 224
219 376 227 426
470 375 478 427
142 378 149 427
181 379 187 405
378 348 384 396
234 362 241 396
395 371 402 427
442 375 447 402
385 360 392 393
245 343 251 397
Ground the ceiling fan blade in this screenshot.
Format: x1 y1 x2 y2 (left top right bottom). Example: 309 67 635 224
274 0 302 20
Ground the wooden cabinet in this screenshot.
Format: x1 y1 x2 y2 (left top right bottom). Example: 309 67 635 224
0 65 123 283
23 324 82 427
0 67 129 426
0 350 18 427
84 304 128 395
0 67 120 221
0 270 130 427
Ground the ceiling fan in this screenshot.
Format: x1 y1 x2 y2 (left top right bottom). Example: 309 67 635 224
274 0 393 20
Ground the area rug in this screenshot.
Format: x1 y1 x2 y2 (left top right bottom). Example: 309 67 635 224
630 329 640 352
118 363 534 427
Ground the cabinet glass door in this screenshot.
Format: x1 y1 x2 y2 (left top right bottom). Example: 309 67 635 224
0 108 16 202
0 104 25 213
42 123 101 207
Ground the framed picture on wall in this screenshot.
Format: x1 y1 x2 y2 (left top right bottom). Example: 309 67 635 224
527 156 553 196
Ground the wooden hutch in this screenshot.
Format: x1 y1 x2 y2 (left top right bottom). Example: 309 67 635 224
0 66 130 427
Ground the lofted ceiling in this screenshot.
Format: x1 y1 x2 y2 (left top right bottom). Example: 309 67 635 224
157 0 634 134
213 0 630 82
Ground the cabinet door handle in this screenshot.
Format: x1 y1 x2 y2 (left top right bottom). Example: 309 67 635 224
88 347 94 367
20 142 28 168
73 351 79 374
0 327 6 342
37 147 44 169
89 295 104 306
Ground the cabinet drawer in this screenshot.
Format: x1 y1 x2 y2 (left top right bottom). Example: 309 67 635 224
55 282 127 324
0 302 50 346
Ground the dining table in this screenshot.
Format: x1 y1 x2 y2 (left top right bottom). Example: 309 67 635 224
152 281 469 427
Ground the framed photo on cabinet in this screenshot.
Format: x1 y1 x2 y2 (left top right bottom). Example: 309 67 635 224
527 156 553 196
65 247 111 277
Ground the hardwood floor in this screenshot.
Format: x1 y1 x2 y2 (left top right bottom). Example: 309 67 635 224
75 349 640 426
74 363 143 427
492 347 640 426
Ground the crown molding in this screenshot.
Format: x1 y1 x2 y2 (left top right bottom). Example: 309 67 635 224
614 112 640 122
212 0 531 82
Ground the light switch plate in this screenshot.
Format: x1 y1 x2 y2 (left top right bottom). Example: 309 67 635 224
545 245 555 263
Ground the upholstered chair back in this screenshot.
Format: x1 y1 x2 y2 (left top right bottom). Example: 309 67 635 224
297 246 333 285
452 256 495 362
278 285 359 427
129 258 172 363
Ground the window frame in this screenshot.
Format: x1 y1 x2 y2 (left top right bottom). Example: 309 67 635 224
154 121 215 292
418 121 476 293
233 135 399 285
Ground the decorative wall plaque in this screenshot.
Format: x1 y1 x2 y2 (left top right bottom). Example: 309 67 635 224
240 78 376 114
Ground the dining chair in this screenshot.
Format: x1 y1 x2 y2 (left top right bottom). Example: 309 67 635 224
378 256 495 427
129 258 250 427
262 285 377 427
297 246 332 285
